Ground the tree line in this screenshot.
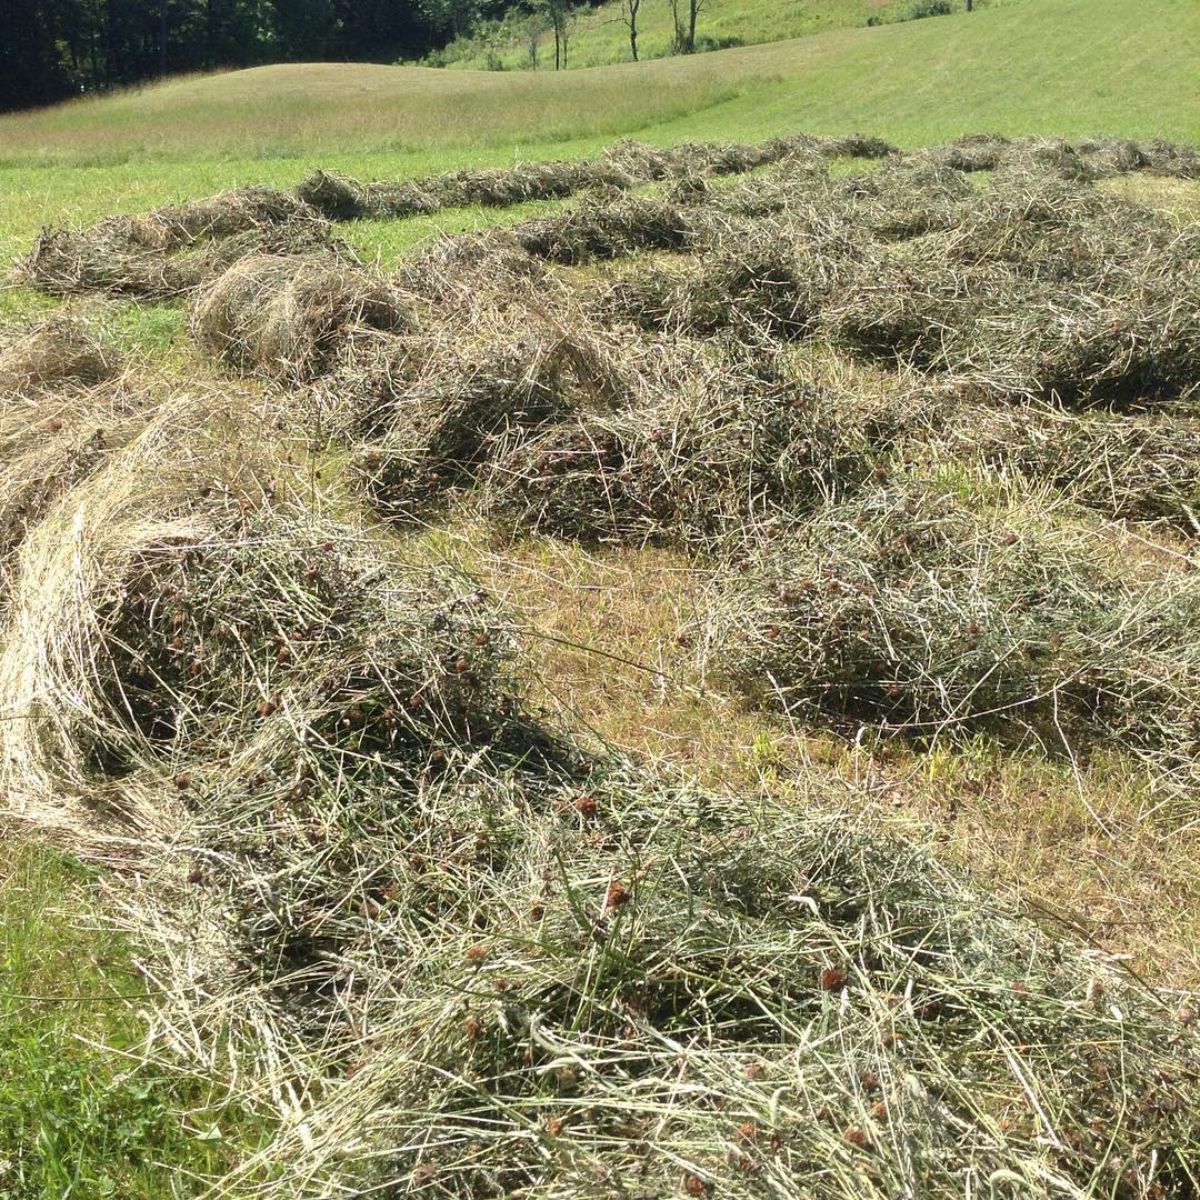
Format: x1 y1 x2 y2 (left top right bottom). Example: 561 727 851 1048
0 0 518 113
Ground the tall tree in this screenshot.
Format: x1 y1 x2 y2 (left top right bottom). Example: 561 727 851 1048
621 0 641 61
669 0 704 53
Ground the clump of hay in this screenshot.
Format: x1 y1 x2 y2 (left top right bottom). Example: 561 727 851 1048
599 224 845 340
700 475 1200 777
354 315 634 521
938 399 1200 529
480 345 878 548
0 314 124 393
394 230 545 306
839 159 974 239
438 159 607 208
925 132 1013 172
963 277 1200 406
19 188 334 299
831 212 1200 406
150 186 319 241
825 242 986 366
295 168 441 220
942 168 1172 282
707 159 838 221
514 197 695 264
190 254 412 382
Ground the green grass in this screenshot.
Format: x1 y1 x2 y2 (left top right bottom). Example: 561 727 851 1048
1 0 1196 176
441 0 1027 70
0 842 260 1198
1 0 1195 269
439 0 931 70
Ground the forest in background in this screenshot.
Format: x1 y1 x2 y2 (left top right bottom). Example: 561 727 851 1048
1 0 591 112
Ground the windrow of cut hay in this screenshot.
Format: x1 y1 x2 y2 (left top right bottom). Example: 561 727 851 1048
0 398 1196 1197
17 186 337 299
189 253 413 382
0 317 148 599
290 133 1197 227
698 475 1200 798
291 132 895 222
925 134 1200 179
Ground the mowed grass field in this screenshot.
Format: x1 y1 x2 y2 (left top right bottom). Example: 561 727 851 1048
2 0 1200 1193
1 0 1197 213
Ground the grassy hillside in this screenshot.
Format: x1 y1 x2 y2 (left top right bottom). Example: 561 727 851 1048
1 0 1196 172
0 0 1195 275
436 0 960 70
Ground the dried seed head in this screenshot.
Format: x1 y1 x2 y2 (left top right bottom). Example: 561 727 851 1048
174 772 192 791
605 881 630 910
820 965 848 991
464 1014 484 1041
843 1125 870 1148
465 943 489 964
574 793 598 819
683 1173 707 1197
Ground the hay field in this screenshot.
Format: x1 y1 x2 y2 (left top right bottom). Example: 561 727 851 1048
3 120 1200 1196
2 0 1200 1190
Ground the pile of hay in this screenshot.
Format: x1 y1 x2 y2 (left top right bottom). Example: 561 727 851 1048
830 218 1200 405
699 476 1200 776
19 187 334 299
838 159 974 240
295 168 442 220
479 345 880 548
941 170 1172 282
394 229 547 305
2 467 1197 1197
190 254 412 382
944 400 1200 529
598 224 843 340
514 196 696 264
353 311 635 521
0 313 124 393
